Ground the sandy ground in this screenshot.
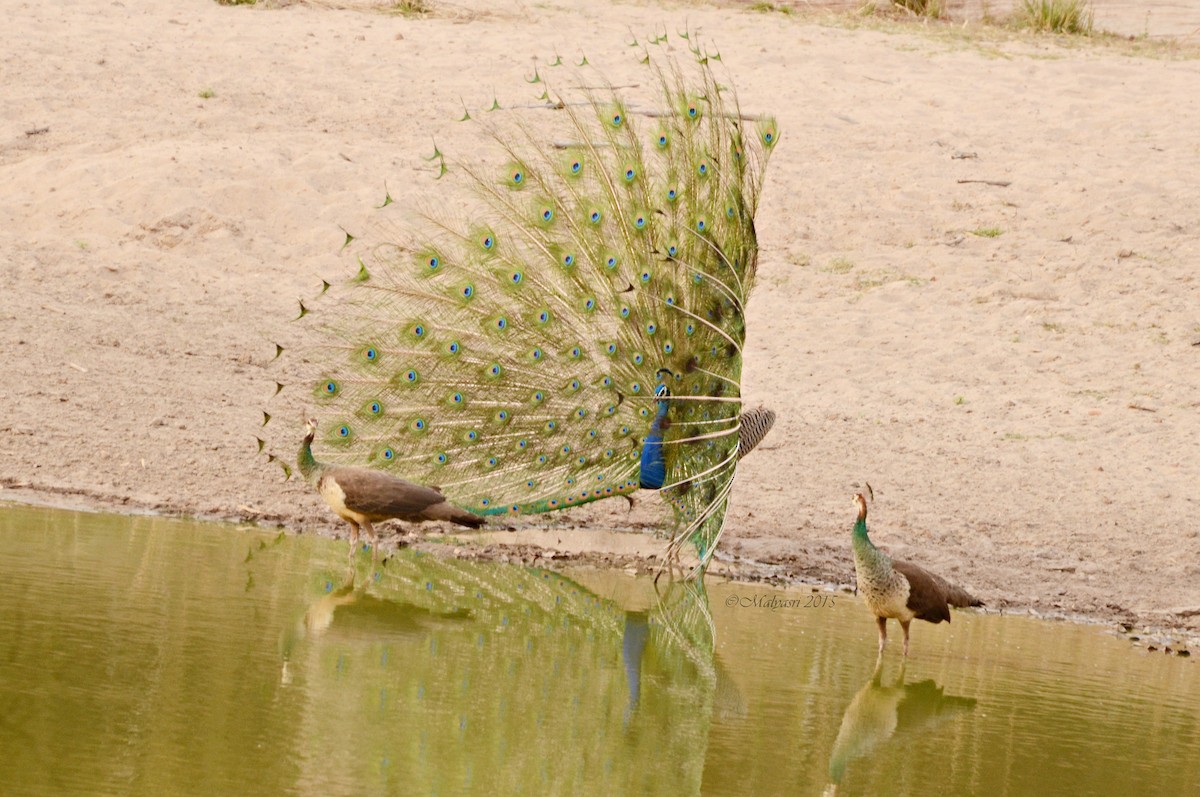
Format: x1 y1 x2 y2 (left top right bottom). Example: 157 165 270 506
2 0 1198 641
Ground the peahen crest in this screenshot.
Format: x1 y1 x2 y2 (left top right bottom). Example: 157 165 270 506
271 35 778 573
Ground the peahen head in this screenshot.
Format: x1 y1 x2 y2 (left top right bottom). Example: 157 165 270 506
304 417 319 441
854 493 868 523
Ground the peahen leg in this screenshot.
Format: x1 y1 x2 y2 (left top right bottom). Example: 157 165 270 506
876 616 888 654
900 620 911 657
362 520 378 563
347 521 360 562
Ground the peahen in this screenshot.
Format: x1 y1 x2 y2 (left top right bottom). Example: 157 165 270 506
280 36 779 574
850 493 983 656
299 418 484 558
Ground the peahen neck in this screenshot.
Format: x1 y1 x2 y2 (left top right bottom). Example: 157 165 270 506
297 432 324 486
851 508 888 570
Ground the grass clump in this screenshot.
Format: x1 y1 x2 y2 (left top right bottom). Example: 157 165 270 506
198 88 215 99
215 0 256 5
892 0 945 18
1017 0 1093 34
749 1 794 13
970 227 1003 238
389 0 432 15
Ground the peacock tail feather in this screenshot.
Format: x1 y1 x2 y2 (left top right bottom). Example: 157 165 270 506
273 35 778 572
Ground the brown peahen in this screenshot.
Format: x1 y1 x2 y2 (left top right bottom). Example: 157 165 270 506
850 493 983 656
299 418 484 557
273 34 779 575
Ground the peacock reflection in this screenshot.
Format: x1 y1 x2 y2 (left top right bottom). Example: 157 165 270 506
278 551 722 795
823 658 978 796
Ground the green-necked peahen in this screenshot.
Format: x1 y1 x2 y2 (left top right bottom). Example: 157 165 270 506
850 493 983 656
299 418 483 557
276 36 779 574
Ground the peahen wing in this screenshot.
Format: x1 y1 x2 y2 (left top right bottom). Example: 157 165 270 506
285 38 777 569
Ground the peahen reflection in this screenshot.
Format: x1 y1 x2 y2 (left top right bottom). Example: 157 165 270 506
283 551 720 796
825 658 977 795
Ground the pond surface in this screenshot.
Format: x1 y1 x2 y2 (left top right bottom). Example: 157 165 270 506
1 505 1198 796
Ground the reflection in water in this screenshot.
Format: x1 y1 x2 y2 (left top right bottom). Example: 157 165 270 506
825 658 977 795
281 552 720 796
3 506 1200 797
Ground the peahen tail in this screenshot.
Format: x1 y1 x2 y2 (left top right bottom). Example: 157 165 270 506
273 33 778 571
944 584 984 609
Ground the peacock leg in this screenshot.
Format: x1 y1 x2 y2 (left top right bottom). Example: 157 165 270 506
900 620 911 657
876 616 888 654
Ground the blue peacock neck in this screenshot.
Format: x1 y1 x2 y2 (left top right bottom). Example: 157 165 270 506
637 391 671 490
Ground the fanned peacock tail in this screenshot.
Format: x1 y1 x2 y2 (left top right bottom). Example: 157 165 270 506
272 34 778 572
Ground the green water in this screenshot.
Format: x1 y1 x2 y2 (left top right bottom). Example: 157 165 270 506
1 506 1197 796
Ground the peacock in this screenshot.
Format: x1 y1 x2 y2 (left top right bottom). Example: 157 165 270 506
271 33 778 574
298 417 484 558
850 492 983 656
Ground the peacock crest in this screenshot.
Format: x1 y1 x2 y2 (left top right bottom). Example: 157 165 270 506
264 31 778 573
